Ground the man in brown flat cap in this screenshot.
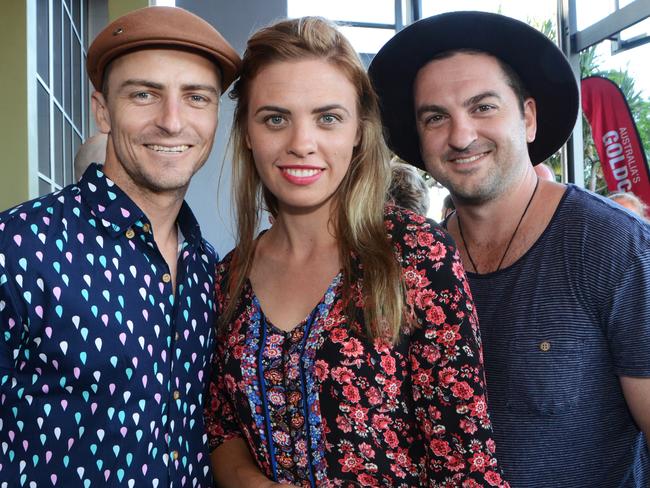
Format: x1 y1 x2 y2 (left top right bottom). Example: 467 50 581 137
0 6 240 487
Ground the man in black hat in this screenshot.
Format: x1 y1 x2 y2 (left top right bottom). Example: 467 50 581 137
0 6 240 486
370 11 650 487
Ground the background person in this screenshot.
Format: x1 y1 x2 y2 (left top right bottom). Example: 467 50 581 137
0 7 241 486
370 11 650 487
205 16 508 488
609 191 649 220
74 132 108 181
388 159 430 215
533 162 555 181
441 194 455 220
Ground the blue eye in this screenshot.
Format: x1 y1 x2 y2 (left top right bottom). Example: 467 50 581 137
264 115 286 127
321 114 336 123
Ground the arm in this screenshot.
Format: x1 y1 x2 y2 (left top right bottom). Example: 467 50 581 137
620 376 650 450
604 248 650 450
211 438 299 488
204 352 282 487
402 221 508 486
0 256 24 373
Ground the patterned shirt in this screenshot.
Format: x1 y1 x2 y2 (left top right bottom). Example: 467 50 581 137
205 207 508 487
0 164 218 487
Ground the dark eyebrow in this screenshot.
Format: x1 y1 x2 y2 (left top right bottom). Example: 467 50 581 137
181 84 220 96
416 103 447 119
118 79 219 96
464 91 501 107
254 105 291 116
312 104 350 116
254 104 351 116
119 79 164 91
416 91 502 118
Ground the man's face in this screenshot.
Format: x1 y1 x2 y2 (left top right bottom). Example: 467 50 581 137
413 52 536 204
92 49 221 199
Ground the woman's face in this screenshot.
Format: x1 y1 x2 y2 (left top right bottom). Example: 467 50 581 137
245 58 360 216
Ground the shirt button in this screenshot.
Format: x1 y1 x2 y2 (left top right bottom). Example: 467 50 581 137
142 223 151 233
173 390 181 400
175 331 180 341
162 273 172 283
125 228 135 239
172 450 179 461
539 341 551 352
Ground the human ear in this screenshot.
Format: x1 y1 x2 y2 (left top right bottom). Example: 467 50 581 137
523 97 537 143
91 91 111 134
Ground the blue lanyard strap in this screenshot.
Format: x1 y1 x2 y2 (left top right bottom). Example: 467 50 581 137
257 310 319 487
257 314 279 481
300 310 318 488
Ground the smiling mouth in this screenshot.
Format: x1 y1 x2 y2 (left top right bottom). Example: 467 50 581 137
282 167 323 177
145 144 190 153
450 152 489 164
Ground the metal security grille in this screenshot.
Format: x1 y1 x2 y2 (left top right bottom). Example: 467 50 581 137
35 0 89 195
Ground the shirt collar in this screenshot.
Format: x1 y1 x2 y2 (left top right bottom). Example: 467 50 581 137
176 200 203 244
78 163 202 244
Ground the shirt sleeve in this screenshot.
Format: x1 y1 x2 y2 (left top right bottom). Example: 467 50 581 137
204 259 244 452
0 254 25 373
399 217 509 487
606 248 650 377
204 340 244 451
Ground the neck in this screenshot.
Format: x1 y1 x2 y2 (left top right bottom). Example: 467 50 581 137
103 162 185 250
452 169 540 273
265 205 338 262
453 169 538 242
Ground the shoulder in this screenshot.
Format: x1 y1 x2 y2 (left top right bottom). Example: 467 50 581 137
558 185 649 251
384 204 459 259
200 238 219 262
216 248 236 281
0 185 80 245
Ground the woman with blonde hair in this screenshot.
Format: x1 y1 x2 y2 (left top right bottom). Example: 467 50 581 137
205 17 507 487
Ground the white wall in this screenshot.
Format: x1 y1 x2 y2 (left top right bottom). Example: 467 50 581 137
178 0 287 256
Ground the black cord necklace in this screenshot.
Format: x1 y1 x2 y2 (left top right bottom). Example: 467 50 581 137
457 177 540 274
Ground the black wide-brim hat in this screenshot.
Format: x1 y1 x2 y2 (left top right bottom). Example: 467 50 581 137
368 11 579 168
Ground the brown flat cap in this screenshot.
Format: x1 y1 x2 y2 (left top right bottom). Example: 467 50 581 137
87 6 241 92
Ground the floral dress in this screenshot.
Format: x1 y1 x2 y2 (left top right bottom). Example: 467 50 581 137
205 207 508 487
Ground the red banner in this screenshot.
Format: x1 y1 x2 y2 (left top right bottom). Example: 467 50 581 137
581 76 650 206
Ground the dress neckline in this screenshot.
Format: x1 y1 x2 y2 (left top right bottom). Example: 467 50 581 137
246 271 343 335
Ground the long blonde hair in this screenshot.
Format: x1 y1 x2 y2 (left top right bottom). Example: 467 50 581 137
221 17 406 342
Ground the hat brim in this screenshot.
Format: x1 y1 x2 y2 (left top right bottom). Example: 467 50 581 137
368 11 579 168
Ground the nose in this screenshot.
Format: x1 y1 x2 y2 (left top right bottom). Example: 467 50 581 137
155 96 184 135
287 120 316 158
447 115 477 152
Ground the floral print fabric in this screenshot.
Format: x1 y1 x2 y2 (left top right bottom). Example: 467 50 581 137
205 207 508 487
